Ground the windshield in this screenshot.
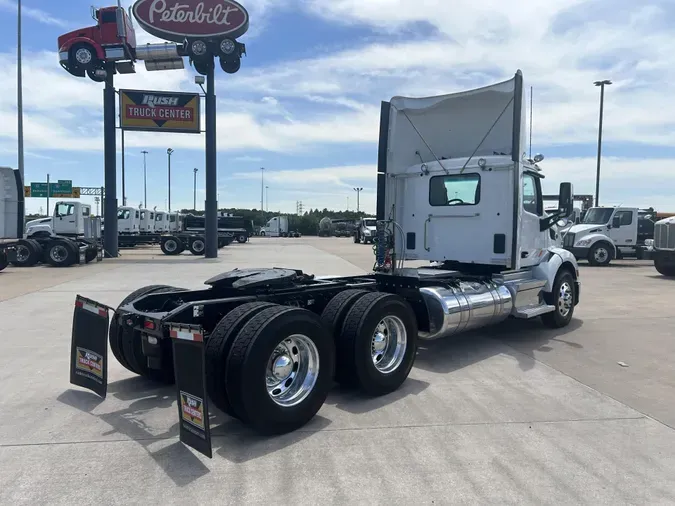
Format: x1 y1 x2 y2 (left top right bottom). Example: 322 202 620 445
117 209 130 220
583 208 614 225
156 214 163 222
364 219 376 227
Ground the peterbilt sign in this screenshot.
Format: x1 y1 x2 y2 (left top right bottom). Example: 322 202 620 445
120 89 201 134
132 0 249 43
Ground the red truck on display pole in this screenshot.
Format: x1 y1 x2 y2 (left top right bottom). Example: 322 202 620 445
57 2 247 82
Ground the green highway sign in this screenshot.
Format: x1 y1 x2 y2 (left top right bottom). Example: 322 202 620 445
29 180 73 198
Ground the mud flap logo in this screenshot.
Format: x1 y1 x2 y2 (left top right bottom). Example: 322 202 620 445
75 347 103 380
180 392 205 430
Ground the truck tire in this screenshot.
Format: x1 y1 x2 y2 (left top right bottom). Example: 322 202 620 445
336 292 418 396
588 242 613 266
541 270 576 328
353 233 359 243
10 239 40 267
320 289 371 343
205 302 277 417
236 234 247 244
161 236 181 255
111 285 186 382
0 250 8 272
70 43 97 71
188 237 206 256
654 256 675 277
44 240 76 267
85 245 98 263
26 239 43 259
225 306 335 435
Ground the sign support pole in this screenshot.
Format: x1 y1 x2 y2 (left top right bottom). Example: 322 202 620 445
103 65 119 258
204 61 218 258
46 173 50 216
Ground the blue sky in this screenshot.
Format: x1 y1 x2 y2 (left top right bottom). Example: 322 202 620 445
0 0 674 215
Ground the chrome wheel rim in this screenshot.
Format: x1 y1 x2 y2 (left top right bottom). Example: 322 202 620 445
16 245 30 263
192 240 204 253
371 315 407 374
558 281 573 317
165 240 177 252
192 41 207 55
594 247 608 263
50 245 68 263
75 48 92 64
266 334 319 407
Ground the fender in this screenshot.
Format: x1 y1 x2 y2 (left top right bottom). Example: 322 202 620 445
575 233 617 256
532 247 580 292
59 37 105 60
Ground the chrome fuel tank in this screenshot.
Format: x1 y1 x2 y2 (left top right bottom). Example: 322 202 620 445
418 281 513 340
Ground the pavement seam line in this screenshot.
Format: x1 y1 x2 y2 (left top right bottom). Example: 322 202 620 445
0 415 647 448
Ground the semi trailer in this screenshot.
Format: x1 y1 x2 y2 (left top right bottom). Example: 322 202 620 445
68 71 581 458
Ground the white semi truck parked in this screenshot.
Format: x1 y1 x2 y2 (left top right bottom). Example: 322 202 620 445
652 216 675 276
562 206 655 265
68 71 581 457
0 169 100 269
353 217 377 244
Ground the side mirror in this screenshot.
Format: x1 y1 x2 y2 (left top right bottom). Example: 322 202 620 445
612 216 621 228
558 182 574 217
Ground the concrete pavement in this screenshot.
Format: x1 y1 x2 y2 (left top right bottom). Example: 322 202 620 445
0 238 673 505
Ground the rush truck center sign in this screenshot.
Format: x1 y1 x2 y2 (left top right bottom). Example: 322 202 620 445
120 89 201 134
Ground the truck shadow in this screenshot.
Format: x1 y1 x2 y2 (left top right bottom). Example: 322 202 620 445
577 262 649 269
414 318 584 374
324 377 430 415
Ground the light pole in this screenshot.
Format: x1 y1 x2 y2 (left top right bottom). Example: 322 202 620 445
94 197 100 216
353 187 363 213
141 150 148 208
265 185 269 212
17 0 24 186
594 79 611 207
167 148 174 211
260 167 265 223
193 167 198 210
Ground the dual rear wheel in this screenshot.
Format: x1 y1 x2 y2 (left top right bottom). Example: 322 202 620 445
204 291 417 435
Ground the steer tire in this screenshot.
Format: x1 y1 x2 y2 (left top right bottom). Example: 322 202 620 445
236 234 247 244
588 242 613 266
320 289 371 346
161 236 182 256
111 285 185 382
337 292 418 396
204 302 277 418
225 306 334 435
654 256 675 277
10 239 40 267
188 236 206 256
541 271 576 329
0 250 8 272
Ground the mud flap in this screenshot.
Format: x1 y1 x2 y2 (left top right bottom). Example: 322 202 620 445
169 324 212 459
70 295 113 398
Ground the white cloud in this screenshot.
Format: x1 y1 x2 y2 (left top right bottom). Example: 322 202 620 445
0 0 68 27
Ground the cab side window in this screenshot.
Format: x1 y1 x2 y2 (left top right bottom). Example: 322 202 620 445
522 173 541 215
615 211 633 225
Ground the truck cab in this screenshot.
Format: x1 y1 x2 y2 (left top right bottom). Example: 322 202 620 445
652 216 675 276
25 201 91 237
117 206 140 234
139 209 155 234
264 216 289 237
354 218 377 244
57 6 136 81
155 211 169 233
167 212 183 233
562 207 654 265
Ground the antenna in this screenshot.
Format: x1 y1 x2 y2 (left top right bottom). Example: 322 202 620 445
529 86 533 159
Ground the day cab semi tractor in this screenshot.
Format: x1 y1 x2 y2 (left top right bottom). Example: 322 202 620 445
68 71 581 457
1 167 100 270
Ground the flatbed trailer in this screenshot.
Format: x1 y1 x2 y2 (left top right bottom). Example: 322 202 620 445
67 71 583 458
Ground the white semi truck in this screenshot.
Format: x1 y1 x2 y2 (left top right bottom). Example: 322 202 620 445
562 206 655 265
353 217 377 244
0 170 100 269
67 71 581 457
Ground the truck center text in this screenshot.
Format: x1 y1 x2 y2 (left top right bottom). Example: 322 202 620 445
126 105 194 121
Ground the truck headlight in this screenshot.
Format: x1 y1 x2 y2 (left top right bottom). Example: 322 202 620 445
576 239 592 247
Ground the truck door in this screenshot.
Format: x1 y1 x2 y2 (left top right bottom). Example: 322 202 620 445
99 9 119 46
609 209 636 246
53 202 76 235
519 172 548 268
